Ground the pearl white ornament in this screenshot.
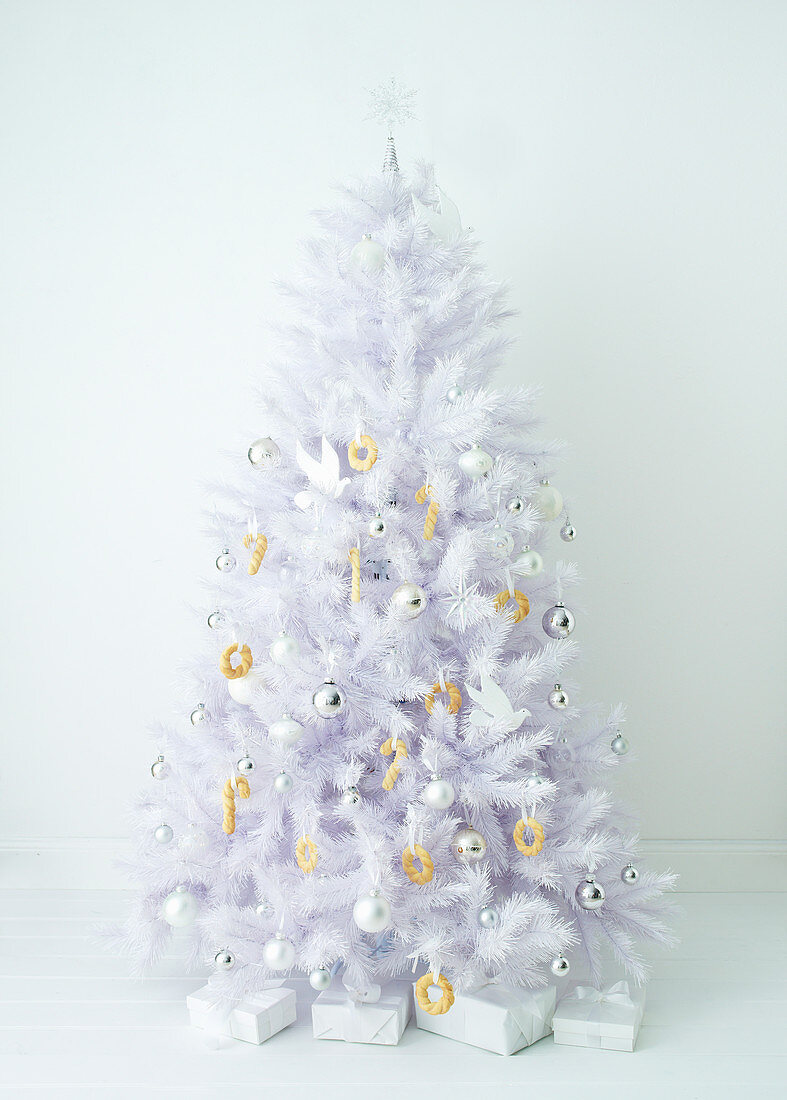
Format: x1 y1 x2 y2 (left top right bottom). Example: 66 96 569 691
255 900 273 916
263 933 295 971
214 950 235 970
611 732 629 756
179 824 209 855
269 631 300 667
512 547 543 577
550 955 570 976
352 890 391 933
309 967 332 991
390 582 427 620
190 704 208 726
247 436 281 469
227 668 268 706
560 521 576 542
368 513 387 538
215 548 236 572
548 683 569 709
269 715 304 746
533 480 563 520
350 234 386 273
488 522 514 559
506 496 525 515
524 772 547 791
446 383 464 403
312 680 345 718
621 862 640 885
542 602 576 639
341 785 360 806
452 826 487 864
154 824 173 844
423 776 455 810
151 755 168 780
161 886 199 927
273 771 293 794
575 875 606 911
207 610 227 629
478 906 499 929
458 443 493 480
237 755 255 774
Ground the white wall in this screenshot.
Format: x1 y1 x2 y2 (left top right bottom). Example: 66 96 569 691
1 0 785 889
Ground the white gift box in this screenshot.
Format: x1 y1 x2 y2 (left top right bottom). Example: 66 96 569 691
187 984 296 1045
413 980 556 1056
312 984 410 1045
552 981 645 1052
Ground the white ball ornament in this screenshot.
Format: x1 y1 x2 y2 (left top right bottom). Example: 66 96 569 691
312 679 346 718
478 906 499 929
190 704 208 726
350 234 386 273
161 886 199 927
154 824 174 844
151 755 169 780
446 383 464 403
255 900 273 917
611 732 629 756
423 776 455 810
309 967 332 991
207 610 227 629
263 933 295 971
273 771 294 794
533 479 563 520
352 889 391 934
269 631 300 667
390 582 427 621
269 715 304 746
542 602 576 639
227 668 268 706
512 546 543 577
247 436 281 469
488 522 514 559
458 443 493 480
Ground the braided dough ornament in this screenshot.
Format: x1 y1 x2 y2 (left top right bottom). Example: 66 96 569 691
348 546 360 603
402 843 434 885
219 643 253 680
348 434 378 472
513 816 545 856
415 972 455 1015
380 737 408 790
222 775 250 835
415 484 440 541
424 681 462 715
243 532 268 575
493 589 530 623
296 834 319 873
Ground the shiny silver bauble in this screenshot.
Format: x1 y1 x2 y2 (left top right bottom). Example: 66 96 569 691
154 824 174 844
269 631 300 667
309 966 332 991
248 436 281 469
575 875 606 911
452 826 487 865
621 863 640 885
269 715 305 745
312 679 345 718
190 704 208 726
548 683 569 709
161 886 199 927
273 771 293 794
488 522 514 559
255 900 273 917
458 443 493 480
207 610 227 629
151 755 169 780
524 772 547 791
478 906 499 929
368 514 387 538
506 496 525 515
512 547 543 577
611 733 629 756
262 933 295 971
423 776 455 810
550 954 571 976
542 602 576 639
236 755 255 774
215 549 236 572
390 582 427 621
533 479 563 520
446 384 464 403
560 521 576 542
341 785 360 806
227 668 267 706
352 889 391 933
214 950 235 971
350 234 386 273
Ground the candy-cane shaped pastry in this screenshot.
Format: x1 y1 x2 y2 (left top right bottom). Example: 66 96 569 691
493 589 530 623
243 532 268 575
424 681 462 715
219 643 253 680
402 843 434 885
296 834 319 873
222 775 250 835
348 434 378 472
380 737 408 790
513 816 545 856
348 547 360 603
415 484 440 541
415 972 455 1015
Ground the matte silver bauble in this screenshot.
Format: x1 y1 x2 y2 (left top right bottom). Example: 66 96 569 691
248 436 281 469
161 886 199 927
207 610 227 629
533 479 563 520
506 495 525 515
273 771 293 794
214 950 235 971
458 443 493 480
548 683 569 709
309 966 332 991
190 704 208 726
350 234 386 273
341 785 360 806
560 521 576 542
524 772 547 791
390 582 427 621
452 826 487 864
227 668 267 706
352 889 391 933
542 602 576 639
488 522 515 559
512 547 543 577
550 954 571 976
237 755 255 774
575 875 606 911
446 384 464 403
611 733 629 756
151 755 169 780
262 933 295 971
154 824 174 844
269 715 305 745
423 776 455 810
269 631 300 667
312 679 345 718
621 862 640 885
215 548 236 573
368 513 387 538
478 905 499 929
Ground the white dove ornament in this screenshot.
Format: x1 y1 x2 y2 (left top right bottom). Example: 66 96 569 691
294 435 351 511
412 187 462 244
465 674 530 733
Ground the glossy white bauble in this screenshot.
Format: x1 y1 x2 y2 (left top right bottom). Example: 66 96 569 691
533 481 563 520
458 444 493 480
352 890 391 934
154 824 173 845
227 668 268 706
512 547 543 577
269 632 300 667
423 777 455 810
350 234 386 273
262 933 296 971
273 771 294 794
161 886 199 927
269 715 304 746
309 967 332 991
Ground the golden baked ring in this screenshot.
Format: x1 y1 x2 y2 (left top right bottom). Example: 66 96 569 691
415 972 455 1015
296 834 319 873
402 844 434 885
424 681 462 715
348 435 378 472
219 643 253 680
513 816 545 857
494 589 530 623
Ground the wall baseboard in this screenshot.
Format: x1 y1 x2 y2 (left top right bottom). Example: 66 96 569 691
1 837 785 892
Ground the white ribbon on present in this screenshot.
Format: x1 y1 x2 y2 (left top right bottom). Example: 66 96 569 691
463 978 551 1045
560 981 638 1031
342 972 382 1006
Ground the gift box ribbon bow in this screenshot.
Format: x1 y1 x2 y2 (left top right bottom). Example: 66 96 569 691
572 981 634 1009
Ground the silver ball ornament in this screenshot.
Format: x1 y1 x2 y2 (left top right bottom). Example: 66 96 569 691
341 785 360 806
548 683 569 709
237 755 255 774
215 548 236 573
312 679 345 718
269 631 300 667
151 755 169 780
621 863 640 885
575 875 606 911
478 906 499 929
227 668 267 706
506 496 525 515
488 522 515 559
368 513 387 538
524 771 547 791
255 900 273 917
350 234 386 273
207 610 227 629
512 546 543 577
154 824 173 844
458 443 493 480
269 715 305 745
161 886 199 927
423 776 455 810
452 826 487 865
262 933 295 971
542 602 576 639
352 889 391 933
611 732 629 756
550 955 571 977
273 771 293 794
309 967 332 991
560 521 576 542
533 479 563 520
446 383 464 403
214 950 235 971
190 704 208 726
390 582 427 620
247 436 281 469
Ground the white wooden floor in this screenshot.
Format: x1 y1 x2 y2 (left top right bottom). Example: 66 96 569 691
0 891 784 1099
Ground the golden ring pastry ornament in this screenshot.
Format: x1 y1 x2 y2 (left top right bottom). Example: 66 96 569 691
219 643 253 680
424 681 462 715
296 834 319 873
513 816 545 856
415 972 455 1015
348 435 378 472
402 843 434 885
493 589 530 623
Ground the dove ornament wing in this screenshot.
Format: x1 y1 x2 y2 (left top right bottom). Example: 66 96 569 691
412 187 463 244
294 435 350 507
